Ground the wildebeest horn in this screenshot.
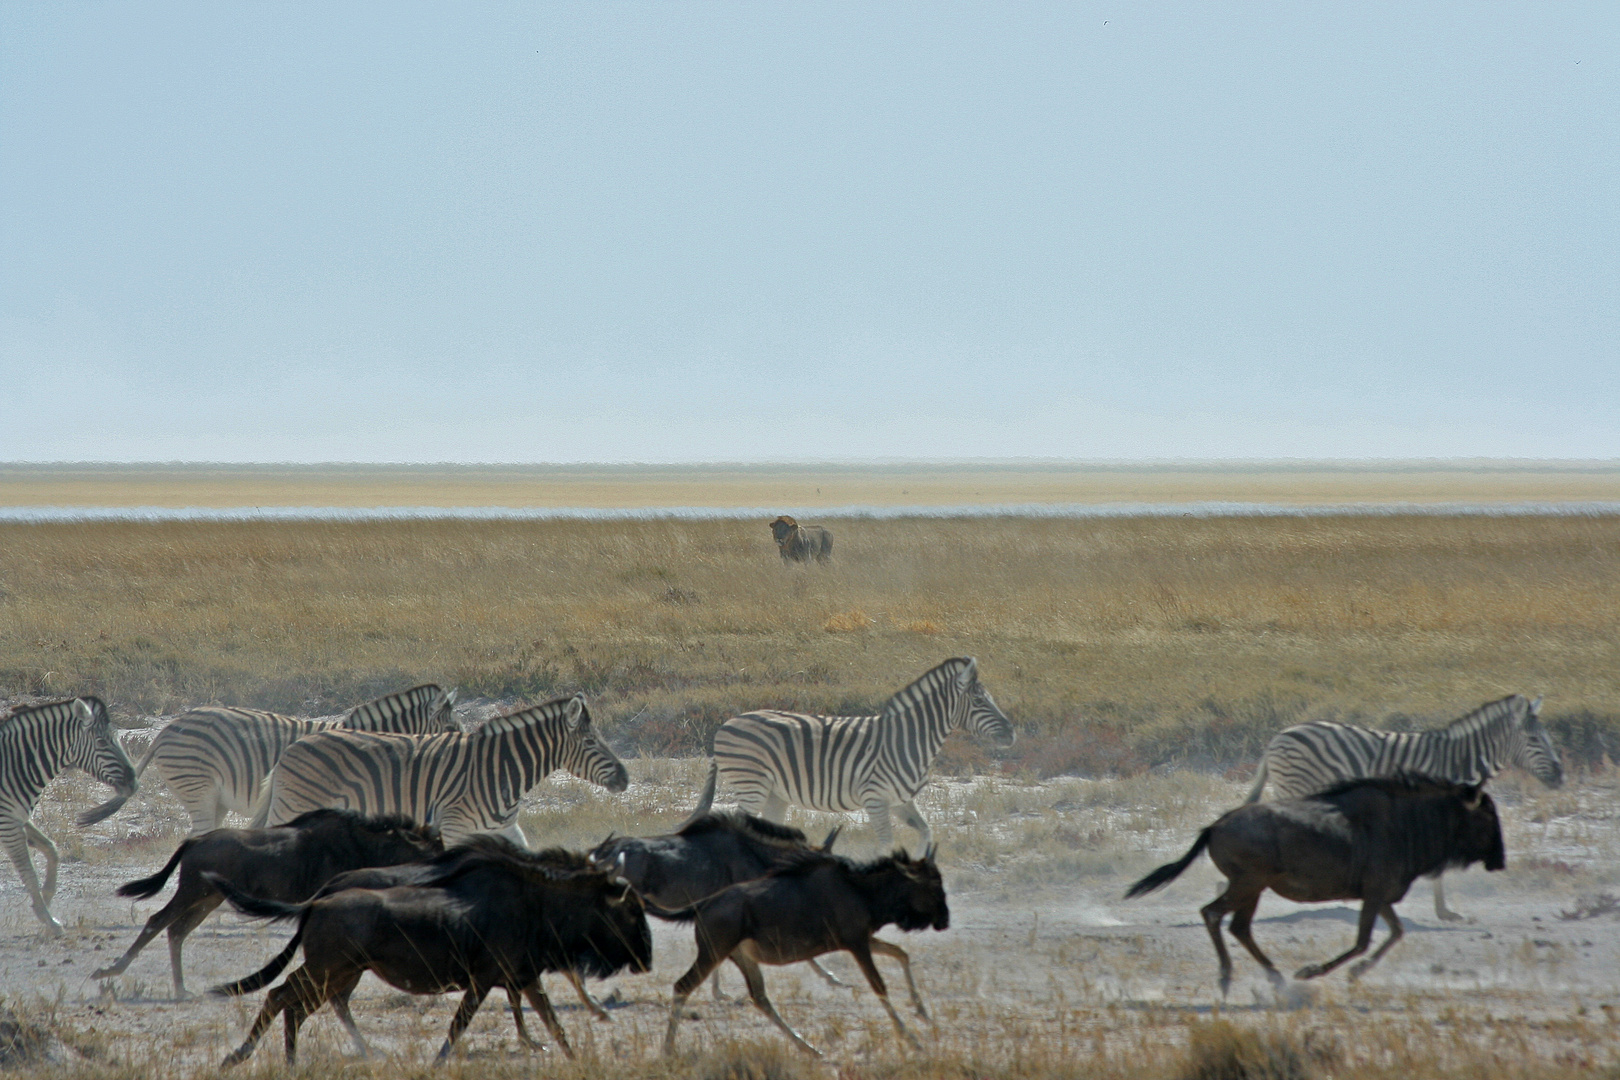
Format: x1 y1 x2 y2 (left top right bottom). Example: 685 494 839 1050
923 843 937 862
1462 784 1484 809
820 826 841 852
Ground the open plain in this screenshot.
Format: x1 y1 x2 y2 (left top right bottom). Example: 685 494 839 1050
1 468 1618 1078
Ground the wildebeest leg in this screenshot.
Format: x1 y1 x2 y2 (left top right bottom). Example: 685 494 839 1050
163 894 223 998
1223 891 1286 991
1 818 63 937
23 820 60 904
896 801 932 848
221 964 324 1068
665 937 730 1055
562 967 612 1021
92 890 203 987
1348 904 1405 980
731 949 821 1057
1199 888 1237 995
328 974 371 1057
847 938 920 1050
506 987 540 1048
437 986 491 1060
806 958 847 989
1432 875 1468 923
865 800 895 851
869 937 929 1020
1296 900 1382 980
522 983 575 1058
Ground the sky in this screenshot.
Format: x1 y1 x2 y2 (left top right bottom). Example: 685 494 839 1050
1 3 1616 463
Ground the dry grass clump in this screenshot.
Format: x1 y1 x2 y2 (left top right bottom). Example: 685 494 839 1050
1180 1020 1339 1080
1 514 1616 771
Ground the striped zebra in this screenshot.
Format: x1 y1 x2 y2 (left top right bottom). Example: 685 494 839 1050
254 693 629 845
1246 693 1562 921
688 657 1014 848
2 697 138 935
138 685 459 835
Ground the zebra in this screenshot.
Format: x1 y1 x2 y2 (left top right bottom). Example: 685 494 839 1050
1 697 138 935
687 657 1014 848
253 693 629 845
1246 693 1563 921
137 684 459 835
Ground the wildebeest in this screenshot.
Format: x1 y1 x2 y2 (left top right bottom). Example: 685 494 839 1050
1124 776 1506 993
91 808 443 999
591 810 844 997
660 846 948 1057
211 835 651 1066
769 515 833 563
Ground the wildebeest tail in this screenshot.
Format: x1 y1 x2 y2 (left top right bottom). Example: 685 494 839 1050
641 898 698 923
1243 757 1270 803
675 760 718 830
210 928 306 997
202 872 307 923
1124 828 1212 899
116 840 195 899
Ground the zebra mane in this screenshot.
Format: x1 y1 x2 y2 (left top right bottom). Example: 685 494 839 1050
341 684 444 725
881 657 973 718
1438 694 1532 738
477 694 588 737
675 810 812 848
1 696 107 730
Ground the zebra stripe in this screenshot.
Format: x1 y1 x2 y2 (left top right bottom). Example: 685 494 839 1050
139 684 458 835
1 697 137 935
256 693 629 845
699 657 1014 848
1247 694 1563 802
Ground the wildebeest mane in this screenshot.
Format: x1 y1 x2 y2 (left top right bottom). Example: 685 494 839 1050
281 807 439 841
675 810 811 849
1309 773 1499 882
412 834 605 889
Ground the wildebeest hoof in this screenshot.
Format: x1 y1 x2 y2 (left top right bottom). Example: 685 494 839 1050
1436 910 1471 924
219 1047 251 1069
1293 964 1326 981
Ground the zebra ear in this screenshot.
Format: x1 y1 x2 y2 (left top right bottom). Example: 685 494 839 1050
565 694 587 730
72 698 96 724
443 688 458 708
1529 696 1542 717
955 658 977 687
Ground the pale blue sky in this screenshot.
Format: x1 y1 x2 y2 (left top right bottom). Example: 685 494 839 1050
2 3 1615 462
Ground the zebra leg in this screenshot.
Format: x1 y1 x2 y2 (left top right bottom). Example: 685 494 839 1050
865 801 895 851
23 820 60 904
2 819 62 936
1432 875 1469 923
896 801 932 849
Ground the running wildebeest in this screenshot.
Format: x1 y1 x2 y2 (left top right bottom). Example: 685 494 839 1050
91 809 442 999
1124 776 1506 993
769 515 833 563
211 835 651 1066
281 839 620 1040
591 810 844 998
660 846 948 1057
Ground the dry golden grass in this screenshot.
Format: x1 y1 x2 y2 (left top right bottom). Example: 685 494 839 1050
1 514 1617 768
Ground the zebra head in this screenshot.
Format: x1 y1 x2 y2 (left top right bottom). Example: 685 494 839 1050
558 694 631 794
949 658 1015 749
1514 696 1564 789
428 687 459 732
68 697 138 825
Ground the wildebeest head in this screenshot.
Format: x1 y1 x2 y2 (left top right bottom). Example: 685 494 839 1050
69 697 139 826
951 658 1015 749
1455 785 1506 873
886 846 950 932
571 867 653 977
556 694 631 794
1515 697 1564 789
769 515 798 547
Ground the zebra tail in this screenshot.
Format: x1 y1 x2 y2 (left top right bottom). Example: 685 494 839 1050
675 760 718 830
245 785 274 830
133 735 161 779
202 872 307 923
210 926 307 997
117 840 194 899
1124 828 1212 899
1243 757 1269 803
